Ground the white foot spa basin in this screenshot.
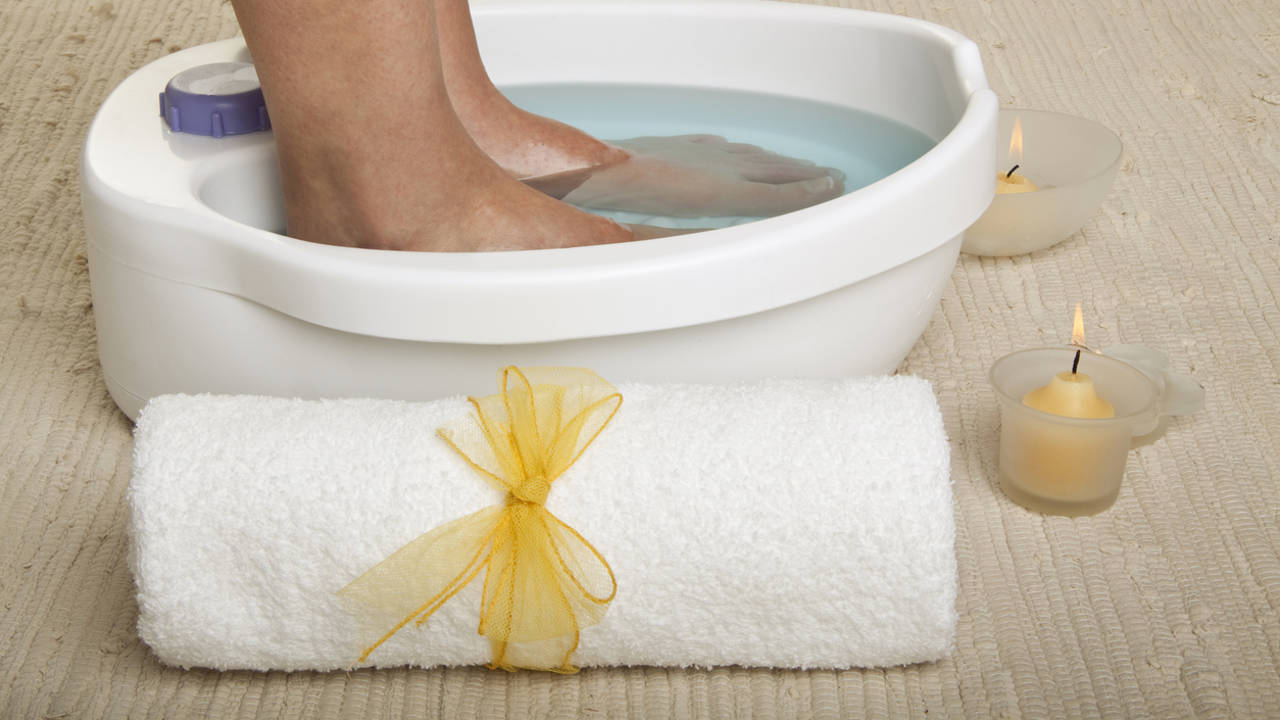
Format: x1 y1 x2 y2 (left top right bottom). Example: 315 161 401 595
83 0 996 420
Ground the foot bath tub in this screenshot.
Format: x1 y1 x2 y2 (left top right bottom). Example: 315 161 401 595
82 0 996 420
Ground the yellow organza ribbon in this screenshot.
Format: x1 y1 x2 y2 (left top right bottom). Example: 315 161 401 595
338 367 622 672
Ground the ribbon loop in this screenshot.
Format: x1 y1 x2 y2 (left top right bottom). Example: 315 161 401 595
339 367 622 672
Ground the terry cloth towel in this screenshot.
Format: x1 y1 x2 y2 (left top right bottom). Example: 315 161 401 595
129 376 955 671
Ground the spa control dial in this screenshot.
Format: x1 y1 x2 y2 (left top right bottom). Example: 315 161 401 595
159 62 271 138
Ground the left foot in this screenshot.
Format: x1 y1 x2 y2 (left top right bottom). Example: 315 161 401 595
561 135 846 217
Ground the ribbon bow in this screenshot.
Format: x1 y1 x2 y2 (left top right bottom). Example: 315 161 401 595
338 367 622 672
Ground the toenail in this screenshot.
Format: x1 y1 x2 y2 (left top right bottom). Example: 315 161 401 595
802 176 835 193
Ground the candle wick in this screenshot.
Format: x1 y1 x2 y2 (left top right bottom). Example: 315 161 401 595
1006 164 1020 179
1071 349 1081 374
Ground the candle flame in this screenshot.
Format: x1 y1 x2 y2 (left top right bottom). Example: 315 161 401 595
1071 303 1086 346
1008 116 1025 166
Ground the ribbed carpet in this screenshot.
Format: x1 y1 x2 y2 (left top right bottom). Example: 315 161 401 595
2 0 1277 717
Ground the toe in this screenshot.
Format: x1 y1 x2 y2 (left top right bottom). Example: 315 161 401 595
738 174 845 215
683 134 728 144
740 163 834 184
626 224 706 240
721 142 767 154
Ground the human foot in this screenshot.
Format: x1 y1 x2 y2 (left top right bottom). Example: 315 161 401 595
559 135 846 217
283 157 659 252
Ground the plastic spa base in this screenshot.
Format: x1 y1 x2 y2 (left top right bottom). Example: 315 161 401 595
81 2 997 419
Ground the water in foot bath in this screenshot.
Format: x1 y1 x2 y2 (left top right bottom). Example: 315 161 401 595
503 84 937 229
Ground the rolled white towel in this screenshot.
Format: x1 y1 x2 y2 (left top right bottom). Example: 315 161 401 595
129 376 954 671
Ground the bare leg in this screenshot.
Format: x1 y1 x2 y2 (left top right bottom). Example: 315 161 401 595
434 0 627 179
229 0 633 250
435 0 845 215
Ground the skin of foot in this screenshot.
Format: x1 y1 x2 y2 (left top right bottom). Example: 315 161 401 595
561 135 846 217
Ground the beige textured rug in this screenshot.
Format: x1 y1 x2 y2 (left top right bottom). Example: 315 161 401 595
2 0 1277 716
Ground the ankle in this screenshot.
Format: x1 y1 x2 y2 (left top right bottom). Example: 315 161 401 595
281 158 493 251
448 92 627 178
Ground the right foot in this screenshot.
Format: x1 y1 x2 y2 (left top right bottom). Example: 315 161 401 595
276 126 650 252
283 157 642 252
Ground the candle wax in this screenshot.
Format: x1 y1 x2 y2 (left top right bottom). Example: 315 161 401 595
1023 371 1115 419
1004 369 1122 514
995 172 1038 195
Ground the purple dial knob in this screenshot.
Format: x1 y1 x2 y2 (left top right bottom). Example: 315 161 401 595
159 62 271 138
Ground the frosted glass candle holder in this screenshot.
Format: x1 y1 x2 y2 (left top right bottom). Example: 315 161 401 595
989 347 1159 516
963 109 1123 256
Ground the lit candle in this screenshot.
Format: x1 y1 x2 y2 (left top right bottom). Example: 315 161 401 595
995 116 1039 194
1022 306 1113 419
1022 363 1114 418
988 305 1159 516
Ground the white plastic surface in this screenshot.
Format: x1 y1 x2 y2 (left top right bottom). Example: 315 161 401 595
81 1 995 418
91 238 960 419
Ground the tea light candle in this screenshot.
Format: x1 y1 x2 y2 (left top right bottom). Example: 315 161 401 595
994 118 1038 195
963 109 1123 256
1022 349 1114 419
995 165 1038 195
988 307 1160 516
